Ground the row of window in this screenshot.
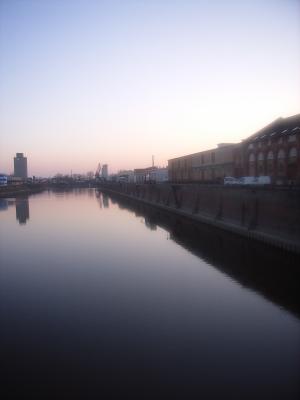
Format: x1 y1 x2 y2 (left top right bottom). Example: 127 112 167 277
171 151 217 170
247 134 297 151
248 147 298 163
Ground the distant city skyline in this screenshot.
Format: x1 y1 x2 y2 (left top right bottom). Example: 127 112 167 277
0 0 299 176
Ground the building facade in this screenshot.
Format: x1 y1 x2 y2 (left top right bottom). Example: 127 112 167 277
14 153 28 179
134 167 157 183
168 113 300 184
168 143 238 183
149 167 168 183
116 170 135 183
241 114 300 184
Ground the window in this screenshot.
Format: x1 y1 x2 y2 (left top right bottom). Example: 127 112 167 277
267 151 274 174
288 147 298 163
277 149 285 176
249 153 255 162
258 152 264 161
248 153 255 175
287 148 298 179
277 149 285 159
288 134 296 143
257 152 264 175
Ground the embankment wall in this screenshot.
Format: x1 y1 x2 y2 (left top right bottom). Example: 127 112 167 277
100 183 300 253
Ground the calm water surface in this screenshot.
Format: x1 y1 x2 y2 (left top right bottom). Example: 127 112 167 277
0 189 299 398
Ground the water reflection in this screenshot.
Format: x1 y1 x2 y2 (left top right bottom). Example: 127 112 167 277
15 197 29 225
104 191 300 319
144 216 157 231
102 193 109 208
1 189 299 398
0 198 9 211
0 198 15 211
95 191 110 209
0 197 30 225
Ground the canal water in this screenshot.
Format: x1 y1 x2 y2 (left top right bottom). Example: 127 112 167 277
0 189 299 398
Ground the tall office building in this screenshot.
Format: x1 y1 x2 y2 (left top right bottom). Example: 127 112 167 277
14 153 28 179
102 164 108 179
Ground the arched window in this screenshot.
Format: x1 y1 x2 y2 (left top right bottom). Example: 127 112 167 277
289 147 297 159
288 147 298 164
249 153 255 162
277 149 285 159
287 147 298 180
258 152 264 161
257 152 264 175
277 149 285 176
288 134 296 143
267 151 274 174
248 153 255 175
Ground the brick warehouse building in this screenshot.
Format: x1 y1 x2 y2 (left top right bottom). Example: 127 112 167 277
168 113 300 184
168 143 239 183
240 113 300 184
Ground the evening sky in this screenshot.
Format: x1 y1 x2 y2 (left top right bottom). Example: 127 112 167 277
0 0 299 176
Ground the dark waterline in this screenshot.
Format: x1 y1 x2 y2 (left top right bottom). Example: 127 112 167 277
0 189 299 399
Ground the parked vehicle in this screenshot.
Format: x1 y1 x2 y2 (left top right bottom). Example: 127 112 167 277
239 176 257 185
239 176 271 185
224 177 239 185
257 176 271 185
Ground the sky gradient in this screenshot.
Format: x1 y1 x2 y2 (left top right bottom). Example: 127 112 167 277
1 0 299 176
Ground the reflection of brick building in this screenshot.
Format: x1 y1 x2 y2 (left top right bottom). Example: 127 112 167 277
241 114 300 184
168 113 300 184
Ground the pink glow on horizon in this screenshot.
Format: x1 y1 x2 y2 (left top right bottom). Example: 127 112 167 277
0 1 299 176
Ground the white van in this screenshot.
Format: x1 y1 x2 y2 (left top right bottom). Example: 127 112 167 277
239 176 271 185
224 177 239 185
257 176 271 185
239 176 257 185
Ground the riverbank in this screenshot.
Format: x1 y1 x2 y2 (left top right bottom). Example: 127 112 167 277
0 184 46 198
99 183 300 254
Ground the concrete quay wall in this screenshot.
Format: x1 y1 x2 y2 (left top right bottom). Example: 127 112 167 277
0 184 45 198
101 183 300 254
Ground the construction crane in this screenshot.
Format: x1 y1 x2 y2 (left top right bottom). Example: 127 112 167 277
95 163 101 180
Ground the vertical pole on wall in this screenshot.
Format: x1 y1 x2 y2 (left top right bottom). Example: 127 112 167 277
241 200 245 226
216 193 223 220
193 192 200 214
248 195 258 230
